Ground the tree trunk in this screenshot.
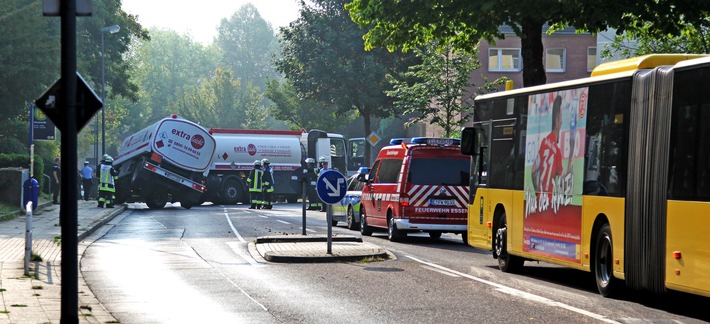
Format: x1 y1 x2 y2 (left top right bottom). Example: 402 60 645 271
520 17 547 87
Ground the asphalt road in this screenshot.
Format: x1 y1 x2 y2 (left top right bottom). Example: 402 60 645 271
81 203 710 323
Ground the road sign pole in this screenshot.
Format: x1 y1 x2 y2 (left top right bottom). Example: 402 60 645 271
301 181 307 235
327 204 332 254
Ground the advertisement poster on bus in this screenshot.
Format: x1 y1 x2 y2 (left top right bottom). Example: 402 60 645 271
523 88 588 262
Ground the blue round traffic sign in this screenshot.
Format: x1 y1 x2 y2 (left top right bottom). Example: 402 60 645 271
316 170 347 204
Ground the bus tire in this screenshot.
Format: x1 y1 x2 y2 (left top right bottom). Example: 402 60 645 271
429 231 442 239
388 216 406 242
594 223 617 297
360 208 373 236
495 213 523 272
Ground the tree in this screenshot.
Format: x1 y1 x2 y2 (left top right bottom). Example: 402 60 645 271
276 0 418 162
216 4 279 91
387 42 507 137
346 0 710 87
174 67 268 129
128 28 218 124
265 80 354 132
602 24 710 58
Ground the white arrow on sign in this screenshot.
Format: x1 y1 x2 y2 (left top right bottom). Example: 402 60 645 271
323 177 345 197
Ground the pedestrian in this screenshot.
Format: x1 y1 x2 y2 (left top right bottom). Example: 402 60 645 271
97 155 118 208
261 159 274 209
52 157 60 204
246 160 263 209
81 160 93 201
305 158 321 210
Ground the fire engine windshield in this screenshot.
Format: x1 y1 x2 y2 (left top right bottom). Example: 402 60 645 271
408 158 470 186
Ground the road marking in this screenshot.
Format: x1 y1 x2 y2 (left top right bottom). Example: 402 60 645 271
276 220 290 225
224 209 246 243
406 255 619 324
226 242 263 268
421 265 460 277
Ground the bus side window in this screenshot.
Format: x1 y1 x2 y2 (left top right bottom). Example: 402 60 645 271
583 81 631 197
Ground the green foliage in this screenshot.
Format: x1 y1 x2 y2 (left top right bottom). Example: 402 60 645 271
387 43 486 137
277 0 418 161
602 24 710 59
346 0 710 87
174 68 268 129
216 4 279 91
265 80 353 132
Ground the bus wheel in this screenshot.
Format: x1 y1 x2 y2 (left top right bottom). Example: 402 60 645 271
495 213 523 272
429 231 442 239
346 206 358 230
388 217 406 242
594 223 617 297
360 209 373 236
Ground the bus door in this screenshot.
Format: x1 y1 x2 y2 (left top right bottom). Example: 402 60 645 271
462 122 491 249
348 138 366 176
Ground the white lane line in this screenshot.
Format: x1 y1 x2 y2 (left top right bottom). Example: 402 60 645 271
303 228 317 233
276 220 290 225
224 209 246 243
421 265 460 277
259 215 268 219
406 255 619 324
226 242 263 268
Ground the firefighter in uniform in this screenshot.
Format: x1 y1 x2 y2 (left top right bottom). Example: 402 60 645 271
317 156 331 212
261 159 274 209
246 160 264 209
305 158 321 210
97 155 118 208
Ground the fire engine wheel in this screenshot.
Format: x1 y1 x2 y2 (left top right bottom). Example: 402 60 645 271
221 178 243 205
388 217 406 242
146 192 167 210
594 223 617 297
495 213 523 273
360 209 373 236
346 206 358 230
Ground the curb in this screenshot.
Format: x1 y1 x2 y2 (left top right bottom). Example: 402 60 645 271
78 204 126 242
255 234 389 263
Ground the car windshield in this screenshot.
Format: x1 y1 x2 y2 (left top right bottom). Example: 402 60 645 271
408 158 470 186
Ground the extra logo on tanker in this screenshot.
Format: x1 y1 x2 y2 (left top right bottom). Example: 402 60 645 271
172 129 205 149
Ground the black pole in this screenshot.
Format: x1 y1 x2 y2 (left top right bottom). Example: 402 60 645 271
301 181 307 235
60 0 79 322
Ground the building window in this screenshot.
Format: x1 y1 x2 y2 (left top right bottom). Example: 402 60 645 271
545 48 566 72
488 48 521 72
587 47 597 72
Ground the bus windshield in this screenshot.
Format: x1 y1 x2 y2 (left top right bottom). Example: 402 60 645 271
408 158 470 186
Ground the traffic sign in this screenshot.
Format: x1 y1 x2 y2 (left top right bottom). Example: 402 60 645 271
34 72 102 132
32 106 56 141
316 170 346 205
367 131 381 147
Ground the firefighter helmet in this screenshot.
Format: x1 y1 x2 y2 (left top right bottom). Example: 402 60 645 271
305 158 315 164
262 159 270 165
318 156 327 163
253 160 261 166
104 156 113 163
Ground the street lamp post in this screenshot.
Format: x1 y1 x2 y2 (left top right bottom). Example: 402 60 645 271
100 24 120 159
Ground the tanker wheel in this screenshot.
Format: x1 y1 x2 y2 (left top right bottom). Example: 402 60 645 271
146 192 167 210
221 178 244 205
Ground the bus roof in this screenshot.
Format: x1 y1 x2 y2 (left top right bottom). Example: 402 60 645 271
591 54 707 77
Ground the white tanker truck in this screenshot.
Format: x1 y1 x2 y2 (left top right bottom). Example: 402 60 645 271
113 115 216 209
205 129 351 205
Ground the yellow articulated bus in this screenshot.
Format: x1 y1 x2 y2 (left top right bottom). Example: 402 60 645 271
461 54 710 298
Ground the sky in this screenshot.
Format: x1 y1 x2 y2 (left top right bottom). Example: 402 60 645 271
121 0 301 44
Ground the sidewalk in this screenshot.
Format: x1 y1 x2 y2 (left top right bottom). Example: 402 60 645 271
0 199 123 323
